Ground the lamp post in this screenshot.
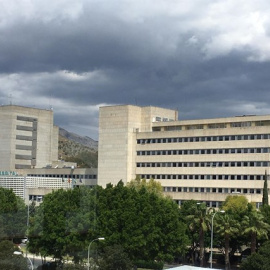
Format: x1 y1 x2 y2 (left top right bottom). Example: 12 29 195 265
210 210 225 268
87 237 105 270
14 251 33 270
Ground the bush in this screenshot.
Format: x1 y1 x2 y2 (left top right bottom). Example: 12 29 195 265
134 260 164 270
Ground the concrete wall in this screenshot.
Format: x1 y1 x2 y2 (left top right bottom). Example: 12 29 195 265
0 105 58 170
98 105 179 187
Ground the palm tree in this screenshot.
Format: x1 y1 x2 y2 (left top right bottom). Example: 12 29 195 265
215 213 240 270
242 206 270 254
186 203 211 267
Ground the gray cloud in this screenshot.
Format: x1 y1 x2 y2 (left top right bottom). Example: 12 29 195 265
1 0 270 140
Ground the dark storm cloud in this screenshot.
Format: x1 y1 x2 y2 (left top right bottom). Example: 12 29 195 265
1 0 270 139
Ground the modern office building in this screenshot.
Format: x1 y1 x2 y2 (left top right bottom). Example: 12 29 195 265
0 105 58 170
0 105 98 203
0 167 97 203
98 104 270 208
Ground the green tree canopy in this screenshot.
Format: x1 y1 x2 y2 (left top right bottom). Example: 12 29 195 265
240 240 270 270
127 177 163 196
0 187 27 241
97 181 188 262
97 245 133 270
242 205 270 253
262 171 269 206
215 213 240 270
28 187 97 262
0 240 28 270
222 195 249 215
185 202 211 267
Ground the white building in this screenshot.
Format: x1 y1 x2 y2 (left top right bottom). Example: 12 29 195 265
98 105 270 208
0 167 97 203
0 105 58 170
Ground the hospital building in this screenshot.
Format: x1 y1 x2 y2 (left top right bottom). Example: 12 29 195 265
98 105 270 208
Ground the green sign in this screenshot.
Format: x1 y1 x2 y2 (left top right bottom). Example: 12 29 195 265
0 171 18 176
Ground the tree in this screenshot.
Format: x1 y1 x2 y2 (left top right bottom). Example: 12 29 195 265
221 195 249 257
0 240 28 270
222 195 248 215
240 240 270 270
28 187 97 262
97 181 188 262
185 202 211 267
97 245 133 270
215 213 240 270
242 204 270 254
127 176 163 196
0 187 27 241
262 171 269 206
179 200 201 265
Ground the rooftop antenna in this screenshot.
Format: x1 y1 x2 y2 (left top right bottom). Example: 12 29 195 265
49 94 53 110
9 93 13 105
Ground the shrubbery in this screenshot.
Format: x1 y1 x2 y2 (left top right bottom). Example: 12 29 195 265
134 260 164 270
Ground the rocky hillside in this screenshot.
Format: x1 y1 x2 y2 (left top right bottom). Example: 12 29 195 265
58 128 98 168
59 127 98 150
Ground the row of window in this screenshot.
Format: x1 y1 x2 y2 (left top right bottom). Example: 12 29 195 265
137 133 270 145
175 200 262 208
164 186 262 194
153 121 270 133
137 161 270 168
140 174 267 180
137 147 270 156
176 200 223 208
27 174 97 179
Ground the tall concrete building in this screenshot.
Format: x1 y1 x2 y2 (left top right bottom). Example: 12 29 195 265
0 105 58 170
98 105 270 208
98 105 178 186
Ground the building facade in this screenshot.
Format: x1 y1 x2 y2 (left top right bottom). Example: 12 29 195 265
98 105 270 208
0 168 97 203
0 105 58 170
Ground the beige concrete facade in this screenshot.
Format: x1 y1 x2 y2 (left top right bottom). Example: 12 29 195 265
0 105 58 170
98 105 270 207
98 105 178 186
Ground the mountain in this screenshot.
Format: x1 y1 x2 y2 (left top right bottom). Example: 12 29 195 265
59 127 98 150
58 128 98 168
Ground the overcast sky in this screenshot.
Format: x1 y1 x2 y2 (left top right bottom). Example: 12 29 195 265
1 0 270 140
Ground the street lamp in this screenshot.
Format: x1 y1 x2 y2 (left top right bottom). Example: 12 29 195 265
210 210 225 268
14 251 33 270
87 237 105 270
